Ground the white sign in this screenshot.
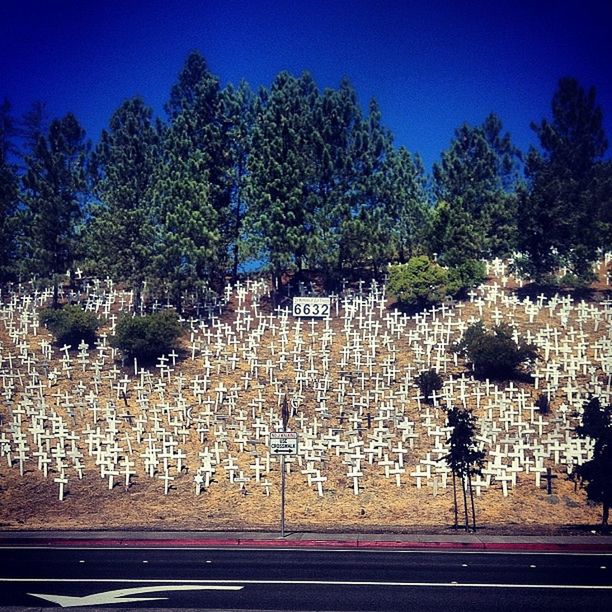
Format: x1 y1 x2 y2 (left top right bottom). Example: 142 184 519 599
270 431 298 455
292 297 331 318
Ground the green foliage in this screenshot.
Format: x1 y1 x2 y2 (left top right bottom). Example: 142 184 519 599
152 52 234 304
517 78 609 282
0 99 20 283
416 369 443 404
454 321 538 379
387 257 450 307
85 98 159 295
21 113 88 306
388 256 485 308
575 397 612 525
447 259 487 296
39 305 99 347
535 394 550 415
432 114 520 264
445 406 486 531
112 310 183 361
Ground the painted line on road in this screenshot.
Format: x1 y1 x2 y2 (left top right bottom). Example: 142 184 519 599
1 578 612 590
1 545 610 557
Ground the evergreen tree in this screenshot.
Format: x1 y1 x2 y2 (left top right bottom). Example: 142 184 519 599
382 147 430 263
222 80 256 280
151 51 231 307
21 113 88 306
576 397 612 527
445 406 485 531
339 98 393 274
244 71 319 290
307 80 365 282
517 78 609 281
0 99 20 282
86 97 159 303
433 115 519 264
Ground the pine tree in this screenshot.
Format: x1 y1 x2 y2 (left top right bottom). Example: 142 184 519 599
86 97 159 304
222 80 256 281
433 115 520 264
151 51 232 308
0 99 20 282
576 397 612 527
382 147 430 262
244 71 319 292
517 78 609 281
21 113 88 307
445 407 485 531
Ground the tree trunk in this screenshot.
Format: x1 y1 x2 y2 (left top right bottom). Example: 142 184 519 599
461 474 469 532
468 473 477 532
602 503 609 526
451 471 458 529
52 275 59 309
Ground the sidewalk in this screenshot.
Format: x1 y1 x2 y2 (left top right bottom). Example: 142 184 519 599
1 530 611 553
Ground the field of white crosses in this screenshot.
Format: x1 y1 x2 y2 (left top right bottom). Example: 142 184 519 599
0 257 610 532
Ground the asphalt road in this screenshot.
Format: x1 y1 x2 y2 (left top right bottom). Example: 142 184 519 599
0 546 611 610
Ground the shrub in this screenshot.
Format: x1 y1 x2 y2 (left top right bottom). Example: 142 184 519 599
454 321 538 379
447 259 487 296
39 305 99 347
388 256 451 308
388 256 486 309
535 394 550 415
112 310 183 361
416 369 443 404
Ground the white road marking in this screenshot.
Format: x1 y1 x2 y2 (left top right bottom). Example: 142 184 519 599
1 578 611 590
28 585 243 608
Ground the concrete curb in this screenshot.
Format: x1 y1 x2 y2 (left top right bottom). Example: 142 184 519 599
1 537 611 553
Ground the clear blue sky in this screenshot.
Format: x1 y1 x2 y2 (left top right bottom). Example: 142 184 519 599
2 0 611 170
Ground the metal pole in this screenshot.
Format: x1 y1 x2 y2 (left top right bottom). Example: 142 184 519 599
281 455 286 537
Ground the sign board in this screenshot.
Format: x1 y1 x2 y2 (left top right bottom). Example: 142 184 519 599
292 297 331 318
269 431 298 455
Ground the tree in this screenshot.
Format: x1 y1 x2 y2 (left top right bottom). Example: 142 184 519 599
0 99 20 282
453 321 538 380
576 397 612 527
222 80 256 280
21 113 88 306
432 115 520 264
151 52 231 308
86 97 159 304
445 406 485 531
244 71 319 291
387 256 452 308
517 78 609 281
380 147 430 263
416 369 443 404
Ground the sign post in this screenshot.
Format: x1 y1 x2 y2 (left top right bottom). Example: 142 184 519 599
269 431 298 537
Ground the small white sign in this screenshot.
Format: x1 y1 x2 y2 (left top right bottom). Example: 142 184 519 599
292 297 331 318
270 432 298 455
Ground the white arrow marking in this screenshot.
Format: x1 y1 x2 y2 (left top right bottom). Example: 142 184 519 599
28 584 243 607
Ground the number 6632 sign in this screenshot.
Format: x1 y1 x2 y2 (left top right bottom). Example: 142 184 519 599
292 297 331 318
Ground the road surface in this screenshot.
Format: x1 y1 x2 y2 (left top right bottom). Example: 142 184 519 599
0 545 611 610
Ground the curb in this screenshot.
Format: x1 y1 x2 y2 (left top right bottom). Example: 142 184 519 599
1 538 611 553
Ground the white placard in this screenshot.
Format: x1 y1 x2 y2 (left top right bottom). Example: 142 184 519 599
270 432 298 455
292 297 331 318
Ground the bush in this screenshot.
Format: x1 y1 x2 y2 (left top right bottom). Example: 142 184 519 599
388 256 486 309
454 321 538 379
112 310 183 361
535 394 550 415
416 369 443 404
39 305 99 347
388 256 452 308
447 259 487 296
